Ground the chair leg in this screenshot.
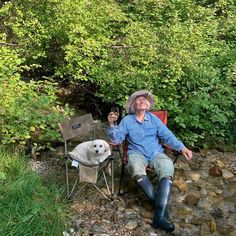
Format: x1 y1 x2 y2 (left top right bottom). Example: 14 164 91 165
173 153 180 164
117 147 123 162
69 175 79 198
101 157 115 198
66 156 115 201
65 159 70 198
93 184 111 201
118 162 126 195
111 158 114 195
103 169 111 195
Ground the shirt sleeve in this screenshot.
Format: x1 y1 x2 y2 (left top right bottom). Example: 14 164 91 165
107 117 128 144
154 116 185 152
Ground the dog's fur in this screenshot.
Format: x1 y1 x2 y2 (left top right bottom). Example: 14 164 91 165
69 139 111 166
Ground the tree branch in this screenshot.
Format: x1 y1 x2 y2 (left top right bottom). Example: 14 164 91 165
0 42 19 47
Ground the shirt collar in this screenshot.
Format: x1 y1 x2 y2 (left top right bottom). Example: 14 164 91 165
133 112 149 122
144 114 149 121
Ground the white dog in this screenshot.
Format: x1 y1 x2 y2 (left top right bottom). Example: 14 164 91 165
68 139 111 166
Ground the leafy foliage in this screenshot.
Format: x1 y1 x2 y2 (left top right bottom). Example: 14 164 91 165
0 0 235 147
0 46 73 149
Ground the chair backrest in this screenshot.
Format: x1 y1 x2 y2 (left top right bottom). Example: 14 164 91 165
122 110 168 161
58 113 94 141
151 110 168 125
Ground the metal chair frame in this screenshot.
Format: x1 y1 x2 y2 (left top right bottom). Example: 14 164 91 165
59 113 114 200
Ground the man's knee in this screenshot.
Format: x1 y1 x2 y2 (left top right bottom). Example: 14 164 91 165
134 174 150 182
128 166 146 178
159 170 174 180
127 154 147 177
158 161 174 180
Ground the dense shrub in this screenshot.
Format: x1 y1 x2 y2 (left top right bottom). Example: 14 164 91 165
0 46 73 150
0 0 235 147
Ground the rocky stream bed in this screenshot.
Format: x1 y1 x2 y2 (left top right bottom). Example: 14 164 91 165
29 121 236 236
29 147 236 236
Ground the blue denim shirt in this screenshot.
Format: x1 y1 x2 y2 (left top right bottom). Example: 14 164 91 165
107 111 185 161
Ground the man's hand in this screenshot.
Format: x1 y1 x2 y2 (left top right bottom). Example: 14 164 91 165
107 112 119 127
181 147 193 161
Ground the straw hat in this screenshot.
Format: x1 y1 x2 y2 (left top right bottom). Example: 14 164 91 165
125 90 154 113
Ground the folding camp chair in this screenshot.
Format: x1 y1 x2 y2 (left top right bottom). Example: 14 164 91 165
58 113 114 200
116 110 181 195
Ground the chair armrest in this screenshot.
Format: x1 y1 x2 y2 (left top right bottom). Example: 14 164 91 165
162 144 181 164
163 144 180 154
108 141 129 164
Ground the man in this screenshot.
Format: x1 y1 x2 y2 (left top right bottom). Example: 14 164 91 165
107 90 192 233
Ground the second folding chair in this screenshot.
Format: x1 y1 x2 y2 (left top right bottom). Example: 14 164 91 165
58 113 114 200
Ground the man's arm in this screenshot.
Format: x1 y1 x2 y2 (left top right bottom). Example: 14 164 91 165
154 116 193 160
107 113 128 144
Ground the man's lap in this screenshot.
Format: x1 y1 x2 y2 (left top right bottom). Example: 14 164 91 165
127 152 174 179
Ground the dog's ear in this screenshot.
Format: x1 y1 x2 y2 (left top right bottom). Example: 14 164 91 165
86 141 94 159
103 140 110 153
89 142 94 153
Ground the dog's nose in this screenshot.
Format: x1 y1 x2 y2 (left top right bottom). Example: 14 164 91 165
95 150 99 153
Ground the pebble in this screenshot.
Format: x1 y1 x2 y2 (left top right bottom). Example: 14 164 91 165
125 220 138 230
209 166 223 177
222 169 235 179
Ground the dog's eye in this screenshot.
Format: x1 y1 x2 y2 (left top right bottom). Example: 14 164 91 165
94 144 97 147
99 145 103 147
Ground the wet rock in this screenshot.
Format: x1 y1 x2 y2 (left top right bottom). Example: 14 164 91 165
229 205 236 213
63 231 70 236
91 224 105 234
149 233 158 236
184 193 200 206
188 161 203 171
200 223 212 236
199 187 208 196
125 220 138 230
176 223 199 236
231 163 236 174
215 160 225 168
197 198 213 210
132 228 145 236
216 221 236 236
174 177 188 192
222 169 235 179
198 170 209 179
199 223 208 236
209 166 222 177
191 216 216 233
210 208 224 219
189 173 201 181
114 211 124 222
140 208 153 219
124 209 138 219
175 205 192 219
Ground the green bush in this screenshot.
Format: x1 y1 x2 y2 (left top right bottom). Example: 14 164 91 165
0 46 73 150
1 0 235 147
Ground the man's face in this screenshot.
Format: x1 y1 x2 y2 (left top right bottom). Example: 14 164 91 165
134 96 147 112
